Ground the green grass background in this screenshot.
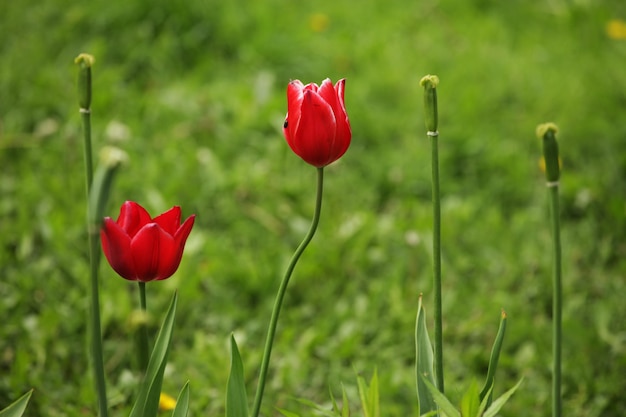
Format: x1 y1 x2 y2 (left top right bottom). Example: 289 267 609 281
1 0 626 416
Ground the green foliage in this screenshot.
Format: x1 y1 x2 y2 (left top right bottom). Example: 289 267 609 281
415 296 437 415
129 293 178 417
422 377 523 417
478 311 507 408
357 370 379 417
1 0 626 416
171 382 190 417
226 335 249 417
0 390 33 417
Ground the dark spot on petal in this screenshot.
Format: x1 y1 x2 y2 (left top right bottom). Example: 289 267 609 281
283 120 288 128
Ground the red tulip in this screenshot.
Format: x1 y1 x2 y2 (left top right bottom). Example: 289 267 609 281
100 201 195 282
283 78 351 167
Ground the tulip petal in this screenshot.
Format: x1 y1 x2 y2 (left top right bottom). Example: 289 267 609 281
292 89 336 167
158 214 196 280
317 78 351 162
100 217 136 280
131 224 178 282
117 201 153 237
285 80 305 147
153 206 182 235
332 79 352 159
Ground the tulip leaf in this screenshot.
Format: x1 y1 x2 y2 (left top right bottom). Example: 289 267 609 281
171 382 190 417
0 390 33 417
415 296 437 416
226 335 249 417
420 377 460 417
129 292 178 417
482 378 523 417
479 310 507 408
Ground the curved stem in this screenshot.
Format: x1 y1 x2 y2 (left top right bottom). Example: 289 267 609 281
137 282 150 371
251 167 325 417
430 133 444 394
549 185 562 417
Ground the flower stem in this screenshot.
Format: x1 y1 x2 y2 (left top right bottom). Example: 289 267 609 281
76 53 109 417
251 167 325 417
420 75 444 394
137 282 150 371
430 132 444 394
548 184 562 417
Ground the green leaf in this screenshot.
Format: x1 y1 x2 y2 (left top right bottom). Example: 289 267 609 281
460 380 480 417
476 385 493 417
421 377 460 417
226 335 249 417
482 378 523 417
171 382 190 417
292 397 341 417
329 384 350 417
415 296 437 416
479 310 507 408
357 370 379 417
276 408 301 417
0 390 33 417
129 292 178 417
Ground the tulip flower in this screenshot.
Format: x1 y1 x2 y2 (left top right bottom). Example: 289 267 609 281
282 78 351 167
101 201 195 282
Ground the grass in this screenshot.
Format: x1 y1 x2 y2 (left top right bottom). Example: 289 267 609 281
1 0 626 416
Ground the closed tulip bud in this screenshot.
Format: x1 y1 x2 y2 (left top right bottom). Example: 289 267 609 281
101 201 195 282
283 78 351 167
536 122 560 182
420 75 439 133
75 53 95 110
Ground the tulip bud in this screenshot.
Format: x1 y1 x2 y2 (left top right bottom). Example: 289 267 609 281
420 75 439 133
536 122 560 183
283 78 351 167
75 53 95 111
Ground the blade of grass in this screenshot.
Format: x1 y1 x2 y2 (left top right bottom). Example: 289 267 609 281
479 310 507 408
0 390 33 417
226 335 249 417
460 380 480 417
421 377 460 417
482 378 523 417
171 382 190 417
415 295 437 416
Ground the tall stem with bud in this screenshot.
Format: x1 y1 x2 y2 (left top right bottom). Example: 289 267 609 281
537 122 562 417
420 74 444 394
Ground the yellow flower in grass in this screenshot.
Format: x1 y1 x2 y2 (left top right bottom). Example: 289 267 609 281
159 392 177 411
606 19 626 40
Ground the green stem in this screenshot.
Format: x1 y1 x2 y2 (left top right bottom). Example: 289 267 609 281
88 224 108 417
82 111 94 193
251 167 325 417
77 54 108 417
548 184 562 417
82 111 108 417
430 132 444 394
137 282 150 371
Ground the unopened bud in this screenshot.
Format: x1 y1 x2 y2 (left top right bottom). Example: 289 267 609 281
420 75 439 133
536 123 560 182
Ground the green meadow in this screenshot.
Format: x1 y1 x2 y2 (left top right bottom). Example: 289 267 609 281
1 0 625 416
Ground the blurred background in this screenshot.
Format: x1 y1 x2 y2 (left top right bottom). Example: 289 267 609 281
1 0 625 415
